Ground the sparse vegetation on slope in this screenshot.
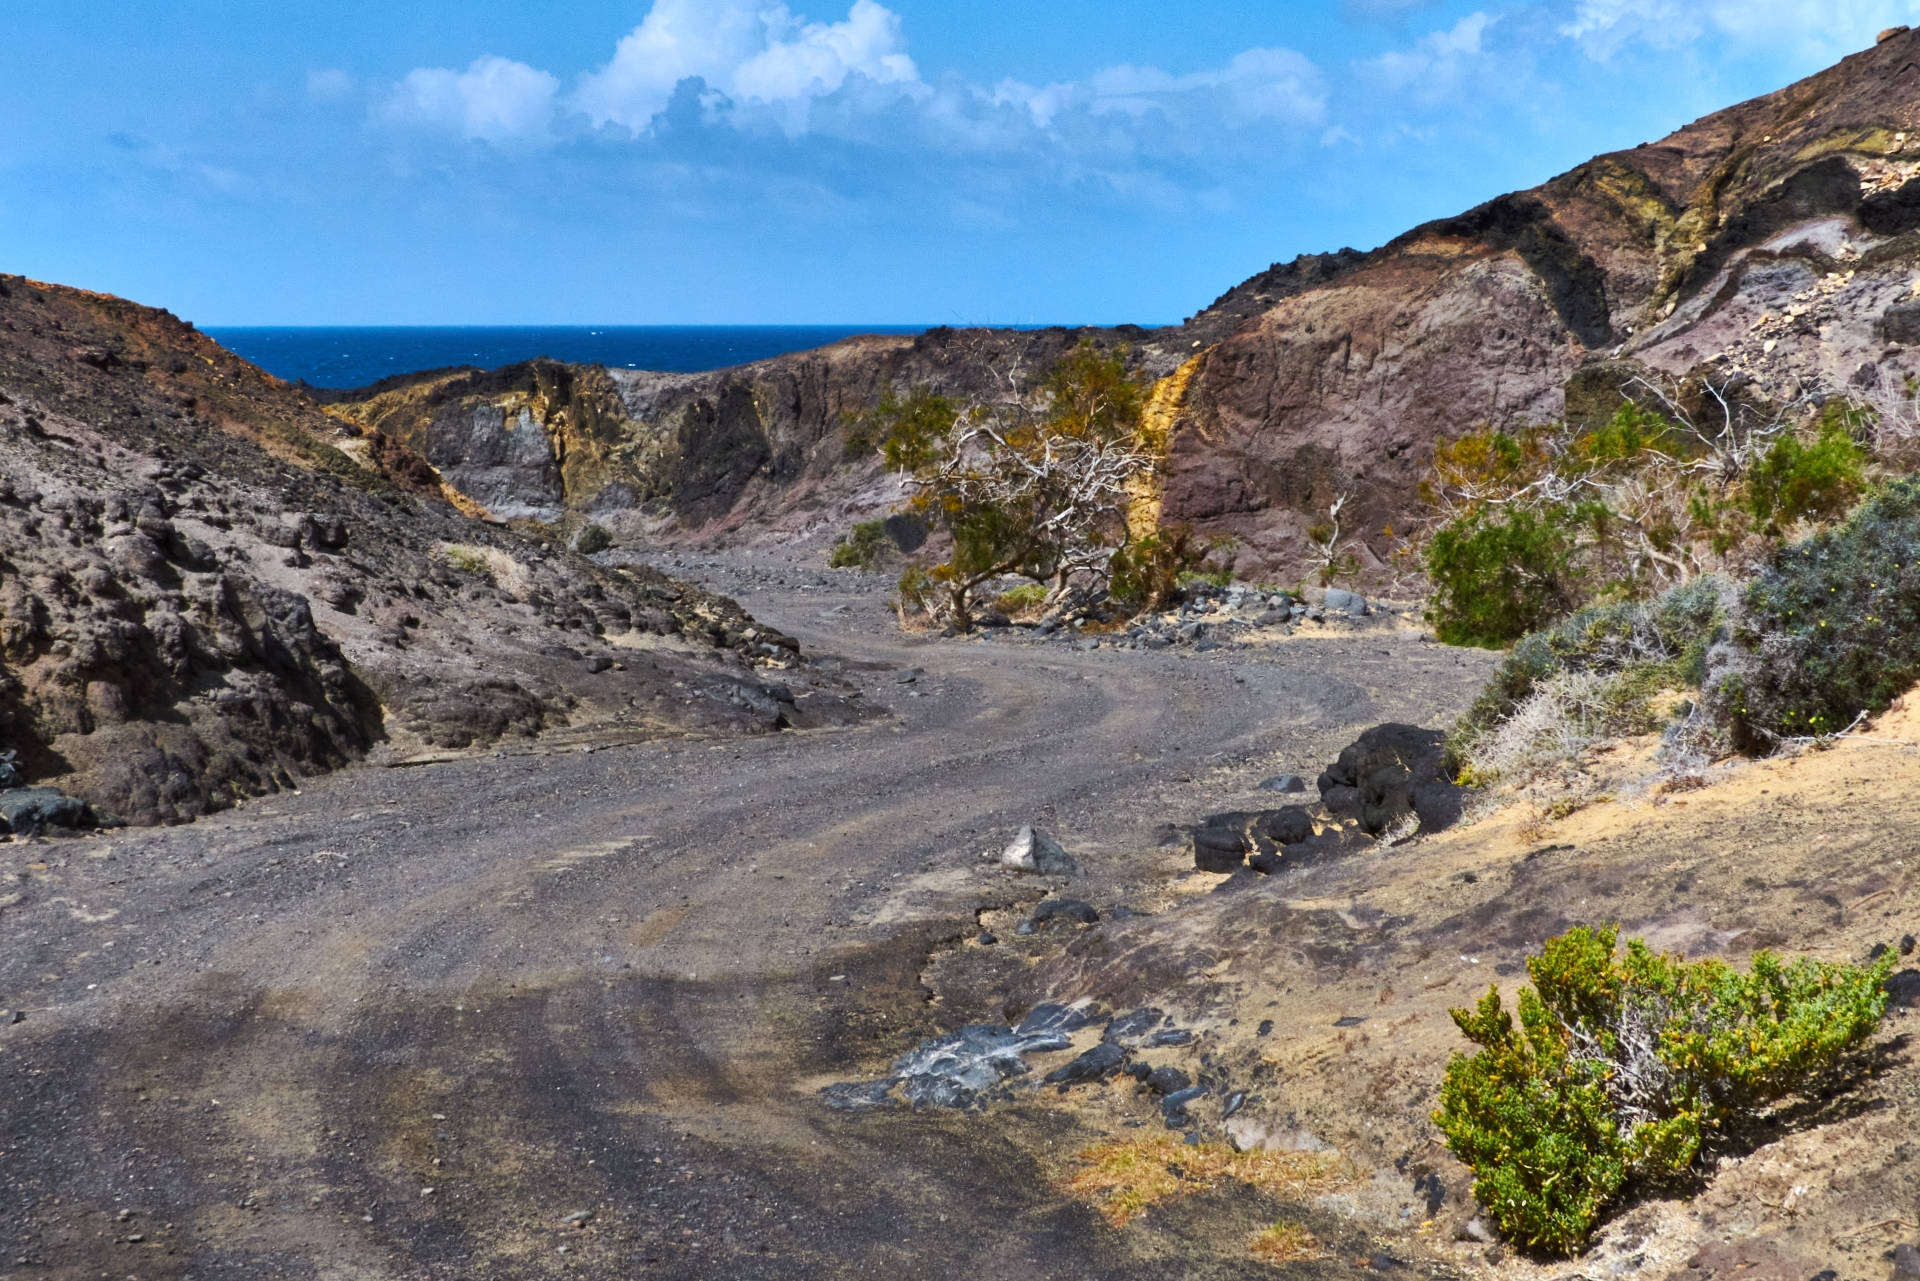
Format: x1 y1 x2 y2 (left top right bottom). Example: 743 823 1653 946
1705 477 1920 749
1419 395 1868 649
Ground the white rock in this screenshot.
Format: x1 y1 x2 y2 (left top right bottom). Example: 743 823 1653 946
999 825 1077 875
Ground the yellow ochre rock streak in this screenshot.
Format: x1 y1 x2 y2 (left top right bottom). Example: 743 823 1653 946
1127 352 1206 542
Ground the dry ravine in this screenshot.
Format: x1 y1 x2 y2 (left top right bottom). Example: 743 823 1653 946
0 551 1500 1280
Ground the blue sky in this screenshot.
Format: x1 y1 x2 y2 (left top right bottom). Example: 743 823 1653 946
5 0 1917 325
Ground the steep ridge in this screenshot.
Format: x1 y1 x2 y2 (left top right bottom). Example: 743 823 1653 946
332 30 1920 582
1173 26 1920 575
0 274 856 825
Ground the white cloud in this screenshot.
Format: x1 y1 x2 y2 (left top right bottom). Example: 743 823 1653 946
1361 12 1494 100
1562 0 1920 59
571 0 919 135
379 55 560 145
995 46 1325 131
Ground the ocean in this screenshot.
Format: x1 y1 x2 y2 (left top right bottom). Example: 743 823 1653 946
203 325 937 392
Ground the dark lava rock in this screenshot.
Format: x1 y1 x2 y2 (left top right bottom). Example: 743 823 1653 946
1256 1019 1274 1037
890 1022 1071 1109
1335 1016 1366 1028
1192 824 1248 873
1317 723 1463 836
583 655 613 674
1160 1085 1207 1124
1149 1029 1195 1048
1104 1008 1166 1048
820 1079 901 1111
1193 807 1315 870
0 787 93 832
1016 1002 1104 1037
1223 1090 1248 1119
1258 774 1308 793
1044 1042 1127 1086
1248 852 1285 875
1144 1066 1191 1096
1029 898 1099 928
1891 1242 1920 1281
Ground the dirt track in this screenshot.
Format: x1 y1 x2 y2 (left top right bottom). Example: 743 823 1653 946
0 557 1497 1279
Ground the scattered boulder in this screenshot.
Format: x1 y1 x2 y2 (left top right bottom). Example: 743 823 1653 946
1015 1002 1105 1037
1160 1084 1207 1126
1044 1042 1126 1086
0 787 94 833
1317 723 1463 836
1144 1066 1192 1096
1882 301 1920 346
1028 898 1099 928
1191 807 1315 871
1000 825 1078 875
1323 588 1370 617
1258 774 1308 793
1103 1007 1167 1048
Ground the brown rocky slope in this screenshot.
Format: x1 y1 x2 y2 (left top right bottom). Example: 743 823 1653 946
0 274 858 825
333 28 1920 583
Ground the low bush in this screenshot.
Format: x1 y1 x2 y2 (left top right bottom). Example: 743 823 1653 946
1424 503 1596 648
1449 577 1727 777
829 520 891 570
572 522 613 555
1434 925 1892 1255
1705 477 1920 749
1109 525 1212 613
1745 403 1867 532
993 583 1049 615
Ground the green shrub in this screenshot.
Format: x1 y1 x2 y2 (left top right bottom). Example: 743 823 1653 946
573 522 613 556
1747 406 1866 531
1435 925 1892 1255
1452 576 1727 762
1706 477 1920 748
829 520 891 570
1424 503 1598 648
1109 525 1212 613
993 583 1049 615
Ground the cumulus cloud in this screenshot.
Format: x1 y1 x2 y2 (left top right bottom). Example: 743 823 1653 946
571 0 919 134
1561 0 1920 59
1361 12 1494 100
379 55 560 145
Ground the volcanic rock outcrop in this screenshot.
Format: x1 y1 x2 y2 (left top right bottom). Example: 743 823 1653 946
0 274 852 825
330 30 1920 582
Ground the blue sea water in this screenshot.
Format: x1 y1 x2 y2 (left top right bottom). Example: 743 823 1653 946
203 325 937 391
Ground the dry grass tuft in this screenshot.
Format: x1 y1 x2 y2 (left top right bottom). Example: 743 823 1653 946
1057 1136 1350 1229
1247 1219 1323 1264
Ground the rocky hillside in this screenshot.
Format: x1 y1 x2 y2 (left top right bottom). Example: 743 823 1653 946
0 274 855 825
326 28 1920 584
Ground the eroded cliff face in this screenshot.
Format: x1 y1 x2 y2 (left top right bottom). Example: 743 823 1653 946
327 30 1920 583
1172 27 1920 577
331 326 1189 544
